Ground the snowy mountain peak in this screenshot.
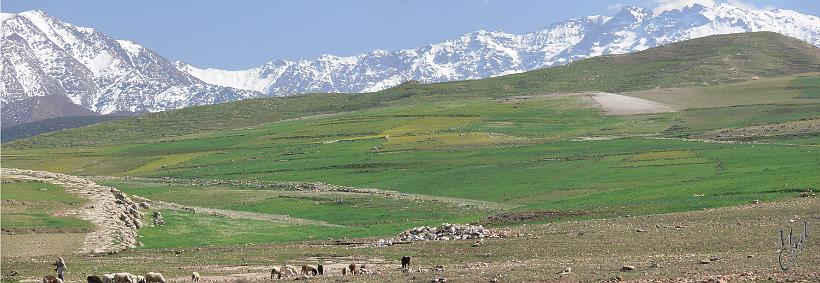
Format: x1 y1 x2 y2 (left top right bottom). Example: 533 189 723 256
177 2 819 96
617 6 652 19
3 3 820 119
0 12 15 22
1 10 260 116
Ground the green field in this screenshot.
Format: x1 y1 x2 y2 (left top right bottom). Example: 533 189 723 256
0 179 93 233
2 32 819 249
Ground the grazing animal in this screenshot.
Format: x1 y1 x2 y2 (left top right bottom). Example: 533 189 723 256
112 273 136 283
301 265 318 276
402 256 411 269
102 274 115 283
279 265 299 277
359 264 370 275
348 264 357 275
317 264 323 275
270 266 282 279
43 275 63 283
144 272 166 283
87 275 104 283
190 272 200 282
342 267 347 276
135 276 145 283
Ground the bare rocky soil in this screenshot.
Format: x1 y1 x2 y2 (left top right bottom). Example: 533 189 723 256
2 168 143 254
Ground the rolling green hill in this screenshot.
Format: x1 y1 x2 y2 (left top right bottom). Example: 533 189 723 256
2 32 818 248
1 115 128 143
7 32 818 148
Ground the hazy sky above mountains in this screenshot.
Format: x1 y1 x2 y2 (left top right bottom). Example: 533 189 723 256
4 0 818 70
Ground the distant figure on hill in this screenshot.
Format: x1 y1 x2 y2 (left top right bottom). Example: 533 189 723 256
54 257 67 281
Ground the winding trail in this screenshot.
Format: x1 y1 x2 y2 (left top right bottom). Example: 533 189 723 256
2 168 143 254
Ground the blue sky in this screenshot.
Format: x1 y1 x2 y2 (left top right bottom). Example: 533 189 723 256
3 0 818 70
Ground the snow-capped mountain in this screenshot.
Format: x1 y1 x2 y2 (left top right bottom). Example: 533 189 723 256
2 2 820 118
176 16 611 95
1 10 260 116
180 3 820 96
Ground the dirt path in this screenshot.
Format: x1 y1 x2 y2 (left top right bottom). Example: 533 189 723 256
2 168 143 254
145 199 343 227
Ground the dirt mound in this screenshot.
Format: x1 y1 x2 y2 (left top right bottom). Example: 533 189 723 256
587 92 677 115
2 168 143 254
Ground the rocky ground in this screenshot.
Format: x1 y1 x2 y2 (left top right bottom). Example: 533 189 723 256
2 191 817 282
2 168 143 254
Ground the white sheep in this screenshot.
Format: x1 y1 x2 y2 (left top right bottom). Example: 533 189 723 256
191 272 200 282
112 273 136 283
280 265 298 278
144 272 165 283
102 274 115 283
135 275 145 283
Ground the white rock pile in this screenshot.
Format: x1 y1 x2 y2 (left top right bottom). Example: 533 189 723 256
376 223 513 247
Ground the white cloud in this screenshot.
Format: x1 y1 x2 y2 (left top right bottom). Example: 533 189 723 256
607 3 627 11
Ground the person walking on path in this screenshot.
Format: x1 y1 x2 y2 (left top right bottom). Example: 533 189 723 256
54 257 67 281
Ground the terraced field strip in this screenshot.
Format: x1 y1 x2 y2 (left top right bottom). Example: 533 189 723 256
2 168 140 254
147 199 343 227
346 188 520 211
102 176 517 211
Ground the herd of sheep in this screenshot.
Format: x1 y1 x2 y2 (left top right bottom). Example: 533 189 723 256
44 257 413 282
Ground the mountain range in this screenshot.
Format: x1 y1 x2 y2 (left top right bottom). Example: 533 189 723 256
2 3 820 125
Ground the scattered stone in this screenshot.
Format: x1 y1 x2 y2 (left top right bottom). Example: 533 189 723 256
753 199 761 204
620 265 636 272
700 259 711 264
559 267 572 275
139 202 151 209
152 211 166 226
635 228 646 232
375 223 515 246
434 265 445 272
650 262 661 268
294 274 309 280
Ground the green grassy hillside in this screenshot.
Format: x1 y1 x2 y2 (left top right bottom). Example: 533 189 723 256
1 115 127 142
7 32 818 148
2 32 818 248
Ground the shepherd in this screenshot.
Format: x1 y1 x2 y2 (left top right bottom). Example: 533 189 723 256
54 257 67 281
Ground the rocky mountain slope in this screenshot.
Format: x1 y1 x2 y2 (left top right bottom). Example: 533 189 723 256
2 3 819 117
180 3 820 95
0 11 260 117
